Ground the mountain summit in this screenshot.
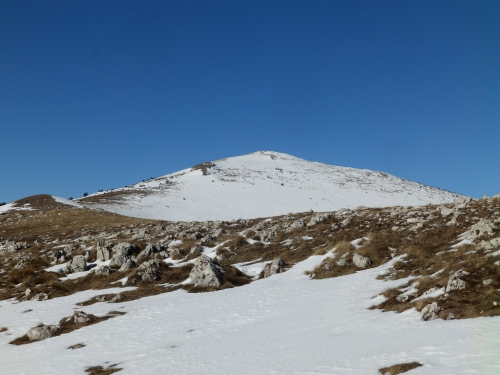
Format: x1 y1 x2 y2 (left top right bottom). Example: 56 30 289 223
78 151 463 221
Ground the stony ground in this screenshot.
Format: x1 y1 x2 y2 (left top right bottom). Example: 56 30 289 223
1 194 500 357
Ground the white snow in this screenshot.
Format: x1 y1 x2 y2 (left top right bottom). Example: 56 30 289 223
52 196 82 208
1 255 499 374
0 202 33 214
79 151 464 221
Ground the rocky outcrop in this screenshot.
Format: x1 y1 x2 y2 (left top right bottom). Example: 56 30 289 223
64 255 88 274
466 219 496 240
137 244 158 261
445 269 469 292
27 324 59 341
262 258 285 278
421 302 440 321
139 267 161 281
96 240 113 262
307 213 331 227
73 311 92 323
92 265 115 276
118 258 136 272
352 253 372 268
189 255 223 288
109 242 138 268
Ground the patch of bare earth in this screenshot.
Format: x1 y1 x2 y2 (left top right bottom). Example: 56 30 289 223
379 361 423 374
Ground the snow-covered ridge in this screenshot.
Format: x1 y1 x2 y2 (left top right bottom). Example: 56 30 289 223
79 151 465 221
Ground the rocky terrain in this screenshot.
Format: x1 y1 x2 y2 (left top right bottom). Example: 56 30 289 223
1 193 500 374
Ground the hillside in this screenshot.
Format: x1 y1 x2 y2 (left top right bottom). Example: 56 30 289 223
77 151 464 221
1 194 500 374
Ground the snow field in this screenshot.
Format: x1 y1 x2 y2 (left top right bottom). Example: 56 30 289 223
1 254 499 374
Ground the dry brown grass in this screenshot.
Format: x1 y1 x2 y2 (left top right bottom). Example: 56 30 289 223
68 343 86 349
379 362 422 374
85 365 122 375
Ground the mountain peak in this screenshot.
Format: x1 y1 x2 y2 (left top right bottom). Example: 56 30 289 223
77 152 464 221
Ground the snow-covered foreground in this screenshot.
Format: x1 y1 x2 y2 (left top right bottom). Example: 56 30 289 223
80 151 464 221
1 255 498 375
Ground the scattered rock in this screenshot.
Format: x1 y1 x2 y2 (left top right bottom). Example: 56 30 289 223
262 258 285 278
466 219 496 240
421 302 440 321
189 255 224 288
445 269 469 292
109 242 137 268
440 208 454 217
27 324 59 341
118 258 136 272
336 258 348 267
92 265 115 276
96 241 113 262
352 253 372 268
140 267 161 281
64 255 88 274
73 311 91 323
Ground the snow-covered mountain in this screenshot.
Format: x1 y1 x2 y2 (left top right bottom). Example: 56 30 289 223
79 151 464 221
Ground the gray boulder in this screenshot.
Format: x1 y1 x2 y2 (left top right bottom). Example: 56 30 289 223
138 258 161 270
189 255 224 288
73 311 92 323
446 269 469 292
336 258 348 267
262 258 285 278
96 241 113 262
467 219 496 240
290 220 306 229
27 324 59 341
352 253 372 268
140 267 161 281
137 243 158 261
118 258 136 272
92 265 115 276
421 302 440 321
64 255 88 274
109 242 137 268
440 208 454 217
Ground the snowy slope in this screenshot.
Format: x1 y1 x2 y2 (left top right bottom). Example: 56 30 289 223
1 254 499 375
79 151 464 221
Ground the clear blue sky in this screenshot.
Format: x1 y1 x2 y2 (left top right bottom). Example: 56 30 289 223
1 0 499 203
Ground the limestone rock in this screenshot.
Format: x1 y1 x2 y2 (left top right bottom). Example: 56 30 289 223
262 258 285 278
352 253 372 268
27 324 59 341
137 243 158 261
445 269 469 292
92 265 115 276
118 258 136 272
109 242 137 268
189 255 223 288
467 219 496 240
64 255 88 274
440 208 454 217
73 311 91 323
421 302 440 321
290 219 306 229
336 258 348 267
96 241 113 262
140 267 161 281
